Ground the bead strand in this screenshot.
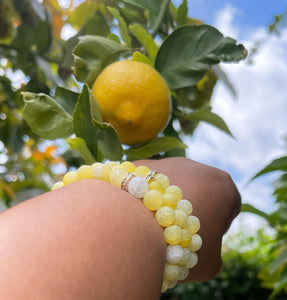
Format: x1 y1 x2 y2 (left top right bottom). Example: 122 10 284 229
52 161 202 293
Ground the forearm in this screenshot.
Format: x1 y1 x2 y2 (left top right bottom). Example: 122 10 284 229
0 180 166 299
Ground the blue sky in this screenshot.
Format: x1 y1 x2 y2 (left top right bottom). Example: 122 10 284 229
189 0 287 29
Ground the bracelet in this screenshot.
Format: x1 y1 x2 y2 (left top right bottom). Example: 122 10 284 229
51 161 202 293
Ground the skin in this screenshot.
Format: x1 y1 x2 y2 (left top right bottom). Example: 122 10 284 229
0 157 241 300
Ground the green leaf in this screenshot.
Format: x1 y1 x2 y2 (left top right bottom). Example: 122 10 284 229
131 51 153 66
129 24 158 63
176 0 188 26
94 121 123 161
155 25 247 89
22 92 74 140
108 7 131 47
73 85 123 161
183 106 234 137
252 156 287 180
269 246 287 274
240 203 270 221
124 137 187 160
66 137 96 165
123 0 161 26
73 84 98 158
107 33 121 44
72 35 130 87
54 87 79 116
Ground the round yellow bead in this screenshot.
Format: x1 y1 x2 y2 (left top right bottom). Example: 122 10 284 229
164 263 180 281
173 209 187 228
163 225 182 245
189 234 202 252
178 266 189 281
185 252 198 269
92 163 110 181
162 193 178 209
155 206 175 227
63 171 78 185
134 165 150 177
77 165 94 180
179 248 192 266
176 199 193 216
105 161 119 170
165 185 183 202
161 279 170 293
180 229 193 247
119 161 136 172
149 180 165 194
52 181 64 190
109 168 128 187
185 215 200 234
154 173 170 189
143 190 162 211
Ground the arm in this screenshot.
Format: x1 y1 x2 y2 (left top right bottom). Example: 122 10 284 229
0 158 240 299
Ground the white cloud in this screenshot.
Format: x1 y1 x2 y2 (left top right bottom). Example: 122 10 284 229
185 5 287 236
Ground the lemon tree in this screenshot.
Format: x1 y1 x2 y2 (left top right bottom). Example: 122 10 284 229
22 0 247 163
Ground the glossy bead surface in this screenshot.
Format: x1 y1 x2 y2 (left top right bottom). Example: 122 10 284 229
166 245 184 264
134 165 150 177
173 209 187 228
185 252 198 269
180 229 192 248
63 171 78 185
185 215 200 234
161 193 178 209
176 199 193 216
52 181 64 190
164 263 180 281
109 168 128 187
128 176 149 198
143 190 162 210
189 234 202 252
164 225 182 245
149 180 165 194
177 266 189 281
119 161 136 172
165 185 182 202
154 173 170 189
77 165 94 180
155 206 175 227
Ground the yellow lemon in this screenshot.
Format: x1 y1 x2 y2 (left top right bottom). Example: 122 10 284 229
92 60 171 145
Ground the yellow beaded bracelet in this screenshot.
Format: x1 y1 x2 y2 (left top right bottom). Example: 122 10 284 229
51 161 202 293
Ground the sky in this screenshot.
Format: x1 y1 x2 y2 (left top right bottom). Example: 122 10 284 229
178 1 287 235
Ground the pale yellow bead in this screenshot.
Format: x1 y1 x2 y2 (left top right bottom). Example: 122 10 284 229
105 161 119 169
154 173 170 189
189 234 202 252
119 161 136 173
77 165 94 180
168 280 177 289
165 185 182 202
134 165 150 177
185 215 200 234
109 168 128 187
185 252 198 269
161 193 178 209
176 199 193 216
180 229 193 248
63 171 78 185
173 209 187 228
177 266 189 281
149 180 165 194
164 263 180 281
52 181 64 190
161 279 170 293
155 206 175 227
92 163 110 181
163 225 182 245
179 248 192 266
143 190 162 211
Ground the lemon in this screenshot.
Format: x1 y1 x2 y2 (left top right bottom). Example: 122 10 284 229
92 60 171 145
